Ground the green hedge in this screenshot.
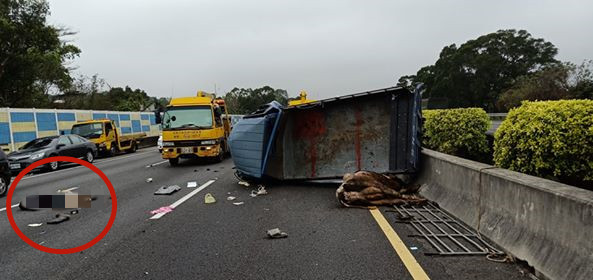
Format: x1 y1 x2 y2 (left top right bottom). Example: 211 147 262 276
423 108 491 159
494 100 593 182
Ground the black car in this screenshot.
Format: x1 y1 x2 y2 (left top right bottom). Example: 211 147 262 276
7 135 98 174
0 149 10 197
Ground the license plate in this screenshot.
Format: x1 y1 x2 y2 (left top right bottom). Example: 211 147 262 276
181 147 193 154
10 163 21 170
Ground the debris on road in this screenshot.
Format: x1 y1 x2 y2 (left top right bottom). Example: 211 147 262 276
70 209 80 215
154 185 181 195
28 223 43 227
238 181 250 187
204 193 216 204
336 171 426 207
47 213 70 224
57 187 79 193
410 246 418 251
146 178 153 183
267 228 288 239
233 202 244 206
150 206 174 215
227 196 236 201
187 181 198 188
250 186 268 197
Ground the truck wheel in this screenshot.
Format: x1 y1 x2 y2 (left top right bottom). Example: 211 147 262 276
169 158 179 166
126 142 137 153
108 143 117 157
0 175 9 197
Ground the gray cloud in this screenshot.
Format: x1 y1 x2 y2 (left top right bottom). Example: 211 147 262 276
48 0 593 99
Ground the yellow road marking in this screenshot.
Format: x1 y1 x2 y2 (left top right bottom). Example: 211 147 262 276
369 207 430 280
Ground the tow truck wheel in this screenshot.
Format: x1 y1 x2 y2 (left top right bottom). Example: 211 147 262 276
126 142 137 153
108 143 117 156
169 158 179 166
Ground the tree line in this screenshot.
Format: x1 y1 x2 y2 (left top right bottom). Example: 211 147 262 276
398 29 593 112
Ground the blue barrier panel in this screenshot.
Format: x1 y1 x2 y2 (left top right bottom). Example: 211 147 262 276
0 123 11 144
119 114 130 121
13 131 36 143
36 112 57 131
131 120 141 133
57 113 75 121
11 112 34 122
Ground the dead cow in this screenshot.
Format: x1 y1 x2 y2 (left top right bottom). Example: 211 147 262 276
336 171 425 207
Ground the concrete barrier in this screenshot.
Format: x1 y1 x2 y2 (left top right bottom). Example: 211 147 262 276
417 149 593 280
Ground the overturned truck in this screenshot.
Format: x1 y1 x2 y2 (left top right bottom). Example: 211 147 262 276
228 86 423 181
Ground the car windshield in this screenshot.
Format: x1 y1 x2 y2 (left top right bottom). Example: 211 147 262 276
162 106 213 129
72 123 104 138
21 138 55 149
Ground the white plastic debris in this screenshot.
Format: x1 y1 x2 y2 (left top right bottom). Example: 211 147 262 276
28 223 43 227
227 196 236 201
187 181 198 188
204 193 216 204
250 186 268 197
146 178 153 183
238 181 250 187
267 228 288 239
233 202 244 206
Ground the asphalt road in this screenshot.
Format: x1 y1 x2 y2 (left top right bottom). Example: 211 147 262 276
0 148 532 279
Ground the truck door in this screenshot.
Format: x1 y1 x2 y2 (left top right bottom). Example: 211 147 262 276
105 122 116 145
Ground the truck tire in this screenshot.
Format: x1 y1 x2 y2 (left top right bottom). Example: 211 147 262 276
126 142 137 153
169 158 179 166
108 143 117 157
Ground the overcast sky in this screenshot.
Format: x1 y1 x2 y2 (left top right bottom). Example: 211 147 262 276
47 0 593 99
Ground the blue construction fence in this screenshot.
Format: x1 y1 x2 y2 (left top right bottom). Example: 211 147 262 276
0 108 160 152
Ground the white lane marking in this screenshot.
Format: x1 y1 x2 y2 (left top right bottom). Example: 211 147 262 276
146 160 168 167
19 150 155 181
150 179 216 220
0 204 19 212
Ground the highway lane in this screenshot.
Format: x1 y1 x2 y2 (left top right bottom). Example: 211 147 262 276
0 147 532 279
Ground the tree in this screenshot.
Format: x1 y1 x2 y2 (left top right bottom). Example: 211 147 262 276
0 0 80 107
223 86 289 114
497 60 593 111
401 30 558 111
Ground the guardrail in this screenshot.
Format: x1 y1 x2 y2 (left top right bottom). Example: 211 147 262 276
417 149 593 280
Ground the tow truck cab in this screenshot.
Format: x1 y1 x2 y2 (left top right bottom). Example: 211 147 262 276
156 91 230 166
71 119 145 156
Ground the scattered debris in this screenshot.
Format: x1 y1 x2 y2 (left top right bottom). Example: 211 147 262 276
150 206 174 215
28 223 43 227
238 181 250 187
250 186 268 197
39 231 46 235
144 272 149 275
154 185 181 195
187 181 198 188
233 202 244 206
39 241 46 245
336 171 426 207
227 192 232 195
227 196 236 201
410 246 418 251
204 193 216 204
47 213 70 224
264 208 270 211
146 178 153 183
57 187 79 193
70 209 79 215
206 168 210 171
267 228 288 239
193 169 198 172
214 170 219 173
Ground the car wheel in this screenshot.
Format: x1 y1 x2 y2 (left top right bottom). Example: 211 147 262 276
86 150 94 163
47 161 59 171
169 158 179 166
0 176 9 197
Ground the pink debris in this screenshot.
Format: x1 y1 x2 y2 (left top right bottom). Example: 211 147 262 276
150 206 174 215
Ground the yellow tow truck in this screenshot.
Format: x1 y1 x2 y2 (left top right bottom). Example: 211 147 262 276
288 90 315 106
156 91 230 166
71 119 146 156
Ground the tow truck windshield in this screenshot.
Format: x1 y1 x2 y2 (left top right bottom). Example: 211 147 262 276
162 106 213 129
72 123 103 138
